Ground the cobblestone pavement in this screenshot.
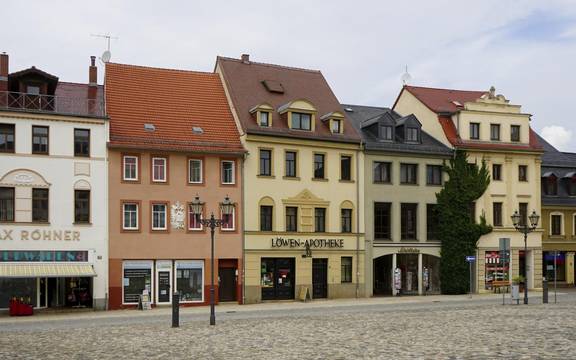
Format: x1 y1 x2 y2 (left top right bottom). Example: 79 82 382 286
1 296 575 359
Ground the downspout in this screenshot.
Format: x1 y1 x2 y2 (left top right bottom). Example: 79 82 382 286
355 141 363 298
241 153 246 305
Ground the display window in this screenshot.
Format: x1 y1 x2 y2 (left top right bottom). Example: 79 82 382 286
544 252 566 282
484 251 510 290
123 261 153 304
175 260 204 302
0 278 37 309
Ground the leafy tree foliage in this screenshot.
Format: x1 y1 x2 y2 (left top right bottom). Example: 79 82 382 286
437 150 492 294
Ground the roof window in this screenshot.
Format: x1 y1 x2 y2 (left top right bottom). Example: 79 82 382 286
192 126 204 135
144 123 156 132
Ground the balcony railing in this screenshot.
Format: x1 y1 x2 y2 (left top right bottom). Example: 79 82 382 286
0 91 104 117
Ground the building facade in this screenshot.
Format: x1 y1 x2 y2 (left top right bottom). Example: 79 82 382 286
344 105 452 296
105 63 245 309
216 55 365 303
0 53 108 310
394 86 544 292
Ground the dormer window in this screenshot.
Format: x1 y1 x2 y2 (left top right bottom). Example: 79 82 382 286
279 100 317 131
542 173 558 196
250 103 274 128
331 119 341 134
380 125 393 141
406 127 419 143
567 174 576 196
291 112 312 131
259 111 270 127
26 85 40 95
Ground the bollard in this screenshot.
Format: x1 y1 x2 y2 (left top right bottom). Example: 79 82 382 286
172 292 180 328
542 278 548 304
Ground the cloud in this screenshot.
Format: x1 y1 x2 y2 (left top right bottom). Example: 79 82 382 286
541 125 573 150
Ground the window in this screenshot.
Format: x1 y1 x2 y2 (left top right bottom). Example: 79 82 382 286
123 261 152 304
426 204 439 240
314 153 325 179
470 123 480 140
74 129 90 157
568 177 576 196
32 188 49 222
374 202 391 240
340 155 352 181
373 162 391 183
315 208 326 232
259 112 270 127
518 165 528 182
285 151 297 177
123 155 138 181
0 124 15 153
543 176 558 195
291 112 312 130
175 261 203 302
152 157 167 182
551 215 562 236
221 206 235 231
341 208 352 233
32 126 49 154
511 125 520 142
286 207 298 232
259 149 272 176
401 203 417 240
519 202 528 227
221 160 235 184
492 164 502 181
493 202 503 227
331 119 341 133
74 190 90 223
426 165 442 185
400 164 418 184
490 124 500 141
188 204 203 230
406 128 419 142
381 125 393 141
188 159 203 184
123 203 139 230
341 257 352 283
26 85 40 95
0 187 15 222
152 204 167 230
260 205 273 231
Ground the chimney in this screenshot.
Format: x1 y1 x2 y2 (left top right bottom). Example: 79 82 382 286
0 52 8 92
89 56 97 87
241 54 250 64
87 56 98 114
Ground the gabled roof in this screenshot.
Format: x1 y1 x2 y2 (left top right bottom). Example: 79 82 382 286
105 63 244 154
216 56 360 144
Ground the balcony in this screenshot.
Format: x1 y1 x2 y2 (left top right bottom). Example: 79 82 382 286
0 91 105 118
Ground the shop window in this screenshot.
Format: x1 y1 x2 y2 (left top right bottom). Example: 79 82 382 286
260 205 273 231
32 188 49 222
373 162 391 183
291 112 312 130
0 124 15 153
123 155 139 181
544 252 566 282
32 126 49 154
470 123 480 140
221 160 235 184
74 190 90 224
123 262 152 304
151 203 167 230
341 257 352 283
340 155 352 181
286 206 298 232
259 149 272 176
0 187 15 222
426 204 439 240
426 165 442 185
285 151 297 178
400 163 418 184
188 203 203 230
493 202 503 227
401 203 417 240
490 124 500 141
374 202 391 240
0 278 37 309
511 125 521 142
221 206 235 231
314 153 325 179
341 208 352 233
123 203 139 230
188 159 203 184
152 157 167 182
74 129 90 157
485 251 509 290
175 261 203 302
315 208 326 232
551 214 562 236
492 164 502 181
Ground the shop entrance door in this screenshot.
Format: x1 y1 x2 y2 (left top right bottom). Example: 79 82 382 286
219 268 236 302
261 258 295 300
312 258 328 299
157 271 171 303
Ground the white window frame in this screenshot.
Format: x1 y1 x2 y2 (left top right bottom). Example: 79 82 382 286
221 206 236 231
331 119 341 133
152 203 167 230
152 157 167 183
550 212 564 236
174 260 205 303
188 159 203 184
123 156 138 181
259 111 270 127
221 160 235 185
123 203 139 230
188 204 203 231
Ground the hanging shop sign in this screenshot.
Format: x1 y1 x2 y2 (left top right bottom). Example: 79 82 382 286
0 229 81 242
271 237 344 249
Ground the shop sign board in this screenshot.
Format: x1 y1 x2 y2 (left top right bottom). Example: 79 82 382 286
271 237 344 249
399 247 420 254
0 229 81 242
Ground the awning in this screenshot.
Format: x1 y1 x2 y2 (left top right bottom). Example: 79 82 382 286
0 263 97 278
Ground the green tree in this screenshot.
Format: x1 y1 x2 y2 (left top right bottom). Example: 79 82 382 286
437 150 492 294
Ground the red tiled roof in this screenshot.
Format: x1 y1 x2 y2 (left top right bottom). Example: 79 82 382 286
105 63 244 154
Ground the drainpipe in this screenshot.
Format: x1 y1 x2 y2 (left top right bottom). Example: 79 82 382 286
241 153 246 305
355 142 363 298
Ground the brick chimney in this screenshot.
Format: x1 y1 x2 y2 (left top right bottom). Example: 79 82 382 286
0 52 8 92
241 54 250 64
88 56 98 114
89 56 97 87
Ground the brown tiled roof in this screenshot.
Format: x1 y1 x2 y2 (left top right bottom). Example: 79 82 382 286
105 63 244 154
216 56 360 144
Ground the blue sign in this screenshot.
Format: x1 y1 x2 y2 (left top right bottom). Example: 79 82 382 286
466 256 476 262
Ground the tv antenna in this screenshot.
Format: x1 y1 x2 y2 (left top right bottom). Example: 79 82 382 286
91 33 118 63
401 65 412 85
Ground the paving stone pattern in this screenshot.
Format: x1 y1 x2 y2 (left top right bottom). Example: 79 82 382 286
1 303 574 359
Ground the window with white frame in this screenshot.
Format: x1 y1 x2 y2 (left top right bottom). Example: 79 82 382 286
152 157 167 182
188 203 203 230
123 203 139 230
221 160 235 184
152 203 167 230
221 206 236 231
188 159 203 183
123 156 138 181
175 261 204 302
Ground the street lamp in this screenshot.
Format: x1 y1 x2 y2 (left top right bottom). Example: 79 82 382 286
190 194 234 325
511 209 539 305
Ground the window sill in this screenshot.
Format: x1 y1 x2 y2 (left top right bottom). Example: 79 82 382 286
426 183 443 187
399 183 419 186
373 181 392 185
0 221 51 225
257 175 276 179
312 178 329 182
73 222 92 226
283 176 300 181
339 179 355 183
220 183 236 186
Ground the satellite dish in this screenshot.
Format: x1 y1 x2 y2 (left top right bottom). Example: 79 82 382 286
101 50 112 63
401 65 412 85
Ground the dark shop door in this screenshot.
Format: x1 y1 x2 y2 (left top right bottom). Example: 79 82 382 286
312 258 328 299
219 268 236 302
158 271 171 303
261 258 295 300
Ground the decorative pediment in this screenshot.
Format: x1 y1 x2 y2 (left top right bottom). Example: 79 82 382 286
249 103 274 114
477 86 509 104
282 189 329 206
0 169 50 188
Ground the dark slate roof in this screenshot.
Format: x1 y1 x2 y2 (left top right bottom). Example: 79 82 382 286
537 133 576 207
342 104 453 156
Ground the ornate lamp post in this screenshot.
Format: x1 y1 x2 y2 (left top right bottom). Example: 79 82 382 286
511 209 540 305
190 194 234 326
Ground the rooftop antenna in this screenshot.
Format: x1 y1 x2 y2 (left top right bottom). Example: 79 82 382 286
401 65 412 85
91 33 118 63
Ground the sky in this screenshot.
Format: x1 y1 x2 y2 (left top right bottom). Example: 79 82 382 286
3 0 576 151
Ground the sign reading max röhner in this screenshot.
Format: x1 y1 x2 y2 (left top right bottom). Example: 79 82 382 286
271 237 344 248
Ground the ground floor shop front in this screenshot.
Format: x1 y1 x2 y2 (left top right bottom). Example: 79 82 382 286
108 258 242 309
542 241 576 286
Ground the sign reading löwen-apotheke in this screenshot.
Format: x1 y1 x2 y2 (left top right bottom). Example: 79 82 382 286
271 237 344 249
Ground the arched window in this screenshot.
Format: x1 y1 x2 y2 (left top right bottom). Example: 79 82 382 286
340 200 355 233
259 197 275 232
